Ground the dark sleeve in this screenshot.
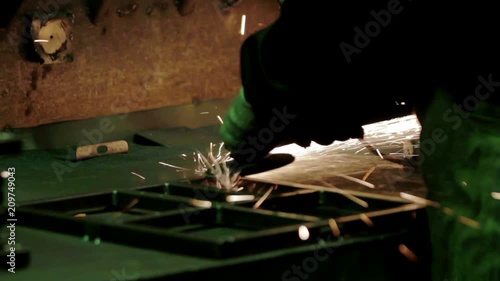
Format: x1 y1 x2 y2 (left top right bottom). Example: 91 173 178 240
238 1 500 145
239 20 368 144
240 1 354 108
239 1 420 143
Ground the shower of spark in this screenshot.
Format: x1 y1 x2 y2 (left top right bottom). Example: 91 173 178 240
363 115 421 139
270 115 421 158
362 114 421 157
194 142 242 191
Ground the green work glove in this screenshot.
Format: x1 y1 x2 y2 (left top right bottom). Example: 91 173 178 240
220 87 257 152
419 88 500 281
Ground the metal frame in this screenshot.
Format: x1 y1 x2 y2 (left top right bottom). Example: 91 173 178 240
18 181 423 258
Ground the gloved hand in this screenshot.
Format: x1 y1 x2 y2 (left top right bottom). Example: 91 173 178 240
221 87 299 165
220 87 366 164
220 87 257 153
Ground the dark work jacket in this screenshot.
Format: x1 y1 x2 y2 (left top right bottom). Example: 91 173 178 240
240 0 500 145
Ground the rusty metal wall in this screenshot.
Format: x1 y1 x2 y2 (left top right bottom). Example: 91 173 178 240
0 0 279 128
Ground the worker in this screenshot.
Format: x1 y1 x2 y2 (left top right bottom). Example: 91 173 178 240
220 1 500 280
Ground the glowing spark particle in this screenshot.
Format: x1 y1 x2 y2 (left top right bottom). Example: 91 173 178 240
217 142 224 158
400 192 440 207
240 15 247 35
442 207 454 215
226 195 255 202
253 186 274 209
336 174 375 189
159 162 189 170
188 199 212 208
328 219 341 237
131 172 145 180
360 115 421 159
399 244 418 262
122 198 139 212
319 181 369 208
362 166 377 181
217 115 224 124
458 216 481 229
0 171 10 178
34 39 49 42
298 225 310 240
360 213 374 227
492 192 500 200
355 147 366 154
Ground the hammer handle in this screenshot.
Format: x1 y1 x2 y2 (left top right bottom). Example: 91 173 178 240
76 140 129 160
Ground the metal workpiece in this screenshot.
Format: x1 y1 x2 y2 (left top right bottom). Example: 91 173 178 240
16 179 422 259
